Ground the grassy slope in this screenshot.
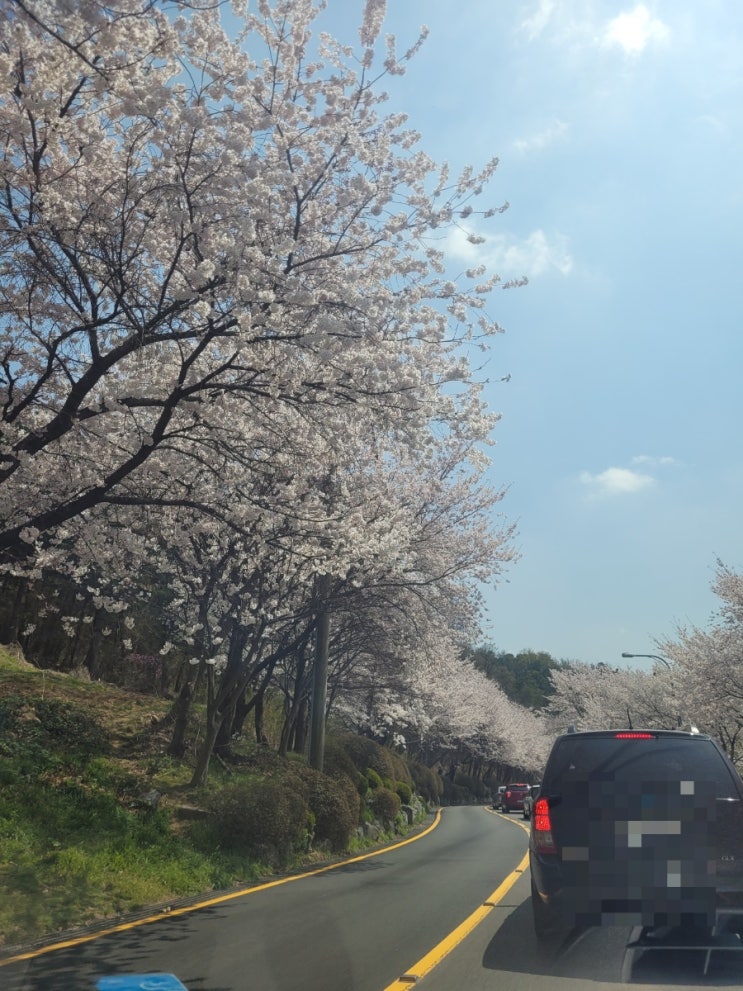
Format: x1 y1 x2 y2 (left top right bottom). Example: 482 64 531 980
0 646 408 949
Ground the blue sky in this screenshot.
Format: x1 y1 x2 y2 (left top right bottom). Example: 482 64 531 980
315 1 743 664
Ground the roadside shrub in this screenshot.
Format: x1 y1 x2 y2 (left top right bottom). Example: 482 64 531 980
365 767 383 790
338 734 384 774
409 762 442 804
210 778 308 864
335 772 362 827
317 779 357 851
395 781 412 805
323 736 359 782
454 772 489 801
356 773 369 797
337 733 411 785
370 787 401 826
385 750 412 786
290 765 357 852
441 780 470 806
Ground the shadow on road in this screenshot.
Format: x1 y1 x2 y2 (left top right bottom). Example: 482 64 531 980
2 910 228 991
482 899 743 986
4 881 360 991
319 858 390 875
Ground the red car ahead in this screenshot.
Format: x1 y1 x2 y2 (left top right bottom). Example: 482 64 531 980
498 782 531 813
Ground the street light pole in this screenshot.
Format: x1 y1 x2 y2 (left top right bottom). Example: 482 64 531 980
621 652 672 670
621 652 681 727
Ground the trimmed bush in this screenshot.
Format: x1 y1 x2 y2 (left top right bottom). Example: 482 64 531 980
395 781 412 805
210 778 308 864
323 736 360 782
315 777 357 851
336 733 411 785
370 786 401 826
454 771 489 801
441 780 470 806
409 762 442 804
332 771 363 830
289 764 359 852
365 767 383 790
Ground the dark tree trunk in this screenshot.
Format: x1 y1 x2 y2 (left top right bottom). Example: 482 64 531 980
254 687 267 744
291 698 309 754
230 685 254 737
64 611 87 669
167 673 195 758
278 649 308 757
214 696 238 754
1 578 27 643
190 624 251 787
166 613 210 757
278 696 294 757
83 607 105 679
190 665 221 788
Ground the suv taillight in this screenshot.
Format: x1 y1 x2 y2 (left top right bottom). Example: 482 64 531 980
614 732 655 739
532 797 556 853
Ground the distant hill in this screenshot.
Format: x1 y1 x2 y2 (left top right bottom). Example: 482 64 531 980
469 647 568 710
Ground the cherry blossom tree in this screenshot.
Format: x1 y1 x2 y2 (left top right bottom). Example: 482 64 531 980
657 561 743 765
189 407 516 781
0 0 526 787
332 594 551 778
546 662 683 734
1 0 513 573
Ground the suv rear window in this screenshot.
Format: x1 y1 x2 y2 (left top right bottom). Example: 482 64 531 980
544 736 739 796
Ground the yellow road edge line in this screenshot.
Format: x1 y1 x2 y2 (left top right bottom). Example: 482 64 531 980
383 830 530 991
484 805 532 837
0 809 443 968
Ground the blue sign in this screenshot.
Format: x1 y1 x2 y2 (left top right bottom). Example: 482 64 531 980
97 976 188 990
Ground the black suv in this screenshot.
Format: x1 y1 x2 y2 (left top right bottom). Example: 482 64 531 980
529 729 743 939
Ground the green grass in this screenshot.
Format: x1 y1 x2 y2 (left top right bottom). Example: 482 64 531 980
0 647 430 949
0 744 266 945
0 652 272 946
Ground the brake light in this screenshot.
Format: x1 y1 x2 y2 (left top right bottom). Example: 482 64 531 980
505 790 512 798
533 797 556 853
614 732 655 739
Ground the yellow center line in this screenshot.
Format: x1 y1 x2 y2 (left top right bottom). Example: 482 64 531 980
0 809 443 968
382 810 530 991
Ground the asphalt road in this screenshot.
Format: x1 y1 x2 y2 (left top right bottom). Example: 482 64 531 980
4 806 743 990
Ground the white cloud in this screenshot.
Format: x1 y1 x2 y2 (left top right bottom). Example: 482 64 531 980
631 455 678 467
444 226 573 278
580 466 656 498
520 0 557 41
519 1 670 55
512 118 569 155
601 5 669 55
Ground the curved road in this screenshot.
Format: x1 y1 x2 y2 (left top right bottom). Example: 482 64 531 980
3 807 743 990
